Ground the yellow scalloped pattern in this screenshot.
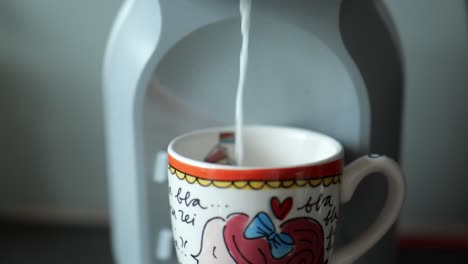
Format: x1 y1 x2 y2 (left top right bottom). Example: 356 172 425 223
168 165 341 190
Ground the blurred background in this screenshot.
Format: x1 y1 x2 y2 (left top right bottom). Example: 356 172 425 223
1 0 467 263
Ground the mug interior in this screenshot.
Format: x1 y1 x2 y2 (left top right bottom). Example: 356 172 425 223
168 125 343 168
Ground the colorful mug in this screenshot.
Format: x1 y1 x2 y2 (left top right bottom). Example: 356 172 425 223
167 125 405 264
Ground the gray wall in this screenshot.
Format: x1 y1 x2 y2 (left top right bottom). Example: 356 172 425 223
1 0 467 234
0 0 121 223
386 0 468 234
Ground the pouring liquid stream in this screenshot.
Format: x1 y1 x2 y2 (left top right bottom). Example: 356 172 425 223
235 0 252 166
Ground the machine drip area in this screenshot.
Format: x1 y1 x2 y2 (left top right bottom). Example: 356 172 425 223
103 0 403 263
145 8 362 154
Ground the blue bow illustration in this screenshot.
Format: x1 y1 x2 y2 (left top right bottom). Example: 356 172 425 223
244 212 294 259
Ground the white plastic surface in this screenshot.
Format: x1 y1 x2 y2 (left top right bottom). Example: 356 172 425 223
102 0 162 263
153 151 168 183
155 228 174 261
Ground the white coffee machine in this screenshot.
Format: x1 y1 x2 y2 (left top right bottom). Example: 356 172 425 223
102 0 403 263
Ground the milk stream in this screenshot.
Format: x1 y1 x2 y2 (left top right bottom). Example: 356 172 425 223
235 0 252 166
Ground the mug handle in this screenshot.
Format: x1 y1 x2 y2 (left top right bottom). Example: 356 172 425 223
331 155 405 264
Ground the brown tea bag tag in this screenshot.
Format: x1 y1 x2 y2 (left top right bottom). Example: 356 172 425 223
204 132 236 165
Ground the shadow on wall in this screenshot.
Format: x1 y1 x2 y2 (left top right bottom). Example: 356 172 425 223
337 0 404 263
0 64 54 215
0 0 118 223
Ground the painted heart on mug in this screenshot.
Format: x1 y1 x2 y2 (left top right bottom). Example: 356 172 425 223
223 213 325 264
271 196 293 220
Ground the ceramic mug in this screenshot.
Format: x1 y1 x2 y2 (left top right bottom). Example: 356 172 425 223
167 125 405 264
